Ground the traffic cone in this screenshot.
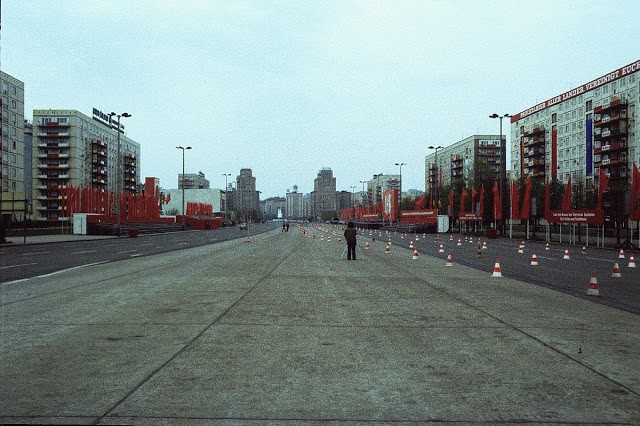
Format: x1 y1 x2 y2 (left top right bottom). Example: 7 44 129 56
581 246 587 255
438 244 445 253
517 245 524 254
586 273 600 296
385 244 391 254
619 249 625 259
563 249 570 259
412 249 419 260
492 258 503 277
415 236 420 241
629 256 636 268
457 239 462 246
387 238 392 246
476 244 482 257
611 262 622 278
446 253 453 267
365 241 370 250
482 241 488 250
409 241 414 249
320 235 324 241
545 242 550 251
530 254 538 266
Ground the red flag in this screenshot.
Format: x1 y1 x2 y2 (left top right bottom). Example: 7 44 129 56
510 180 521 220
544 178 550 221
492 182 502 220
597 168 609 210
561 175 572 212
414 194 427 210
520 177 532 219
471 187 477 214
479 185 485 217
631 163 640 220
460 188 468 215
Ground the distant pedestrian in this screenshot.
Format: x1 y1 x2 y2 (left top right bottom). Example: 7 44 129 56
344 221 357 260
285 221 289 232
282 221 286 232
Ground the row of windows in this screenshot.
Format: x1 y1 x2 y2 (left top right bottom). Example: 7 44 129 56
1 81 19 96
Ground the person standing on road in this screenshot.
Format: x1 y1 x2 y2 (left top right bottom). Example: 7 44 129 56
344 221 357 260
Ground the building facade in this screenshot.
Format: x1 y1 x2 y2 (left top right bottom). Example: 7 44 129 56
286 185 306 219
510 59 639 213
235 168 259 214
261 196 286 219
311 168 337 218
424 135 505 195
366 173 400 206
178 171 210 189
31 109 141 221
1 72 25 196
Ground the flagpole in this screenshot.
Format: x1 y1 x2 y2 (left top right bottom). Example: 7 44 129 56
509 180 513 239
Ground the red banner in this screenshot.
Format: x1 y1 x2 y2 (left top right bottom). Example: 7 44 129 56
399 209 438 223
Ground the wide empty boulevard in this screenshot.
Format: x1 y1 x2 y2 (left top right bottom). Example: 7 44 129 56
1 226 639 424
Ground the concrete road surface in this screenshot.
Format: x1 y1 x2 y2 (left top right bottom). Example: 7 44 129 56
1 226 639 424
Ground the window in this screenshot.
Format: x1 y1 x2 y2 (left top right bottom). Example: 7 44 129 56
586 100 592 110
552 113 557 123
1 82 7 93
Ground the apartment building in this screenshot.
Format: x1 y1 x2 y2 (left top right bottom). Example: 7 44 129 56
31 108 141 221
1 72 25 195
424 135 505 195
510 59 639 213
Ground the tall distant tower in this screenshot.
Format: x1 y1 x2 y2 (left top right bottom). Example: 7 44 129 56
312 168 337 218
235 168 258 213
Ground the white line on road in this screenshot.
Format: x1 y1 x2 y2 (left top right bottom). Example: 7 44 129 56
38 261 109 278
117 250 138 254
0 262 37 270
130 253 142 257
22 251 50 256
177 242 188 245
71 250 97 255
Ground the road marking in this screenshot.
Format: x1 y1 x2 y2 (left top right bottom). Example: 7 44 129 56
130 253 142 257
22 251 50 256
71 250 97 255
177 242 188 245
117 250 138 254
0 262 37 270
38 261 109 278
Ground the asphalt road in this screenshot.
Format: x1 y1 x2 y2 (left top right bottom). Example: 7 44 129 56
0 223 277 284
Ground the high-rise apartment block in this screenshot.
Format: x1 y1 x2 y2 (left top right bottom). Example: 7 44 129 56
1 72 25 195
235 168 258 213
312 168 337 218
179 171 210 189
31 109 141 221
424 135 505 195
510 60 639 188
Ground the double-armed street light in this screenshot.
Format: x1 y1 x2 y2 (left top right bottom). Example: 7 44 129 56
490 113 511 234
222 173 231 225
108 112 131 236
176 146 192 230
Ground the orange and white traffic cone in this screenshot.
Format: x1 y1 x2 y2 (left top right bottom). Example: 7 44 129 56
446 253 453 267
586 273 600 296
409 241 414 249
563 249 570 260
438 244 445 253
612 262 622 278
628 256 636 268
365 241 370 250
530 254 539 266
457 239 462 246
545 242 550 251
482 241 488 250
517 245 524 254
412 249 419 260
619 249 625 259
581 246 587 255
387 238 392 246
385 244 391 254
492 258 503 277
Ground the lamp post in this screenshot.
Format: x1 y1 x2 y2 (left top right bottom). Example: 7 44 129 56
222 173 231 225
359 180 367 210
108 112 131 236
395 162 405 222
428 146 443 212
373 173 383 225
350 185 357 219
176 146 192 230
490 113 511 235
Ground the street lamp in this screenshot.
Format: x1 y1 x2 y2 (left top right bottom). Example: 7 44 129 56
176 146 192 230
108 112 131 236
222 173 231 225
428 146 443 212
395 162 406 222
350 185 357 219
490 113 511 235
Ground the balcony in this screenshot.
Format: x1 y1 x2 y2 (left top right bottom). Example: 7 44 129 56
37 195 62 201
37 131 70 138
38 142 70 148
38 163 70 169
39 120 70 127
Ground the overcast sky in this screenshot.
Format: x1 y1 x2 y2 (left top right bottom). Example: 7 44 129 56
2 0 639 198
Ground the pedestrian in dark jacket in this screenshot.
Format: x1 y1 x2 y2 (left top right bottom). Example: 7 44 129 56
344 221 357 260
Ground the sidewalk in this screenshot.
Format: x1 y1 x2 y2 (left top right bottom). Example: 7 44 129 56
1 233 117 245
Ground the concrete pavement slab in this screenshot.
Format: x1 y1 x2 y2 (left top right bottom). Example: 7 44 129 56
1 227 639 424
